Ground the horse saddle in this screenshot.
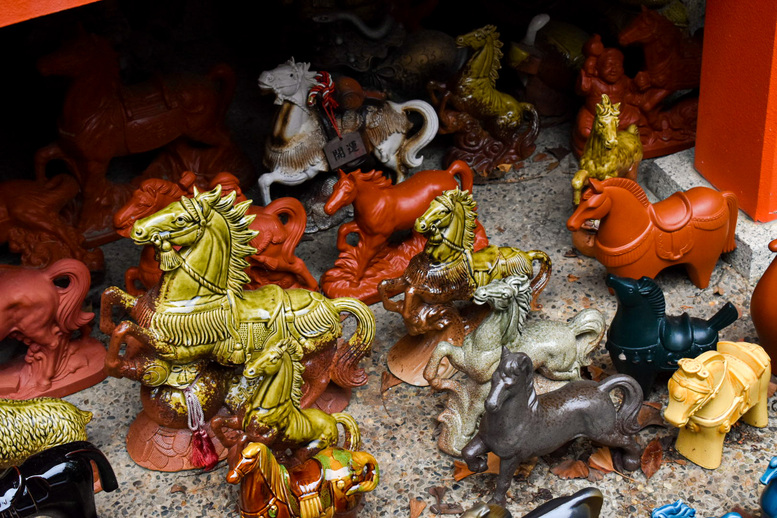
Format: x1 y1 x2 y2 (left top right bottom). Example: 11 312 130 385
288 458 333 515
649 191 694 260
120 77 179 121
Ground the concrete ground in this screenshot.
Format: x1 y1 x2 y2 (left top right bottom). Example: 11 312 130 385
56 124 776 518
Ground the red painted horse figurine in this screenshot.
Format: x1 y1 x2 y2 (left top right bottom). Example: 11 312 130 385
114 171 317 294
321 160 487 304
35 30 235 237
567 178 737 289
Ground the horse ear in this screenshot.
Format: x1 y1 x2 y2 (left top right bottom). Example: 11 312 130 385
338 169 347 180
589 178 604 192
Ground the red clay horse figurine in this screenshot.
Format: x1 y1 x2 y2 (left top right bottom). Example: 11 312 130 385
35 30 235 238
115 171 318 294
321 160 487 304
567 178 737 289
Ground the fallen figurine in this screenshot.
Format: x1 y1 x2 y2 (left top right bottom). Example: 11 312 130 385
652 500 742 518
459 487 603 517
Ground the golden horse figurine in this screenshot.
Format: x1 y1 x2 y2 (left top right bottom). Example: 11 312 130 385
664 341 771 469
571 94 643 205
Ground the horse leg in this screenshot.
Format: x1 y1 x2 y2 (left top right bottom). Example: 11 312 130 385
684 260 716 290
100 286 137 335
336 221 361 252
597 430 641 471
491 454 522 506
258 171 280 205
423 341 455 386
377 277 409 313
259 168 322 205
461 434 490 474
34 142 75 182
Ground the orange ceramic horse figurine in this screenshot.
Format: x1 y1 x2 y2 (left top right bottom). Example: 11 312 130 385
321 160 486 304
567 178 737 289
114 171 317 294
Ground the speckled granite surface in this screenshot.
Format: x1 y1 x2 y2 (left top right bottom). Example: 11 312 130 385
54 124 776 518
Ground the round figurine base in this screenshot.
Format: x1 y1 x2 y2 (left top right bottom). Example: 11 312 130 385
126 410 228 472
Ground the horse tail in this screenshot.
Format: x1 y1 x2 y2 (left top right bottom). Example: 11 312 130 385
448 159 475 193
626 124 640 136
598 374 643 435
722 191 738 252
329 297 376 388
568 308 606 367
393 99 439 172
67 442 119 493
525 250 552 309
263 197 308 263
45 259 93 334
332 412 361 450
208 63 237 119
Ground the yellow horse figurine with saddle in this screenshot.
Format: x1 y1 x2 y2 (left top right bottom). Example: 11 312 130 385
664 341 771 469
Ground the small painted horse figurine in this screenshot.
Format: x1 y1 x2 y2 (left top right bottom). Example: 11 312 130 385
664 341 770 469
462 349 643 506
567 177 738 289
321 160 482 303
571 94 643 205
114 171 318 293
606 273 739 394
761 457 777 518
226 442 379 518
461 487 603 518
257 58 438 204
0 441 118 518
652 501 742 518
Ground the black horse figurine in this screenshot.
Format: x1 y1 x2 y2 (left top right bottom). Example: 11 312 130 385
606 273 739 394
0 441 118 518
461 487 603 517
462 349 642 506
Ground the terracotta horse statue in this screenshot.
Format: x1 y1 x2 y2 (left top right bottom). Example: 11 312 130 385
321 160 486 303
571 94 643 205
567 177 738 289
424 275 605 456
257 58 438 204
101 185 375 414
462 349 643 506
226 442 379 518
35 31 235 233
114 171 318 294
618 7 703 92
664 341 770 469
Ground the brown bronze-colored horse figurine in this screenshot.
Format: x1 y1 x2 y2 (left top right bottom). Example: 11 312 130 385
35 31 235 235
462 349 642 506
226 442 379 518
321 160 485 304
114 171 317 294
567 178 738 289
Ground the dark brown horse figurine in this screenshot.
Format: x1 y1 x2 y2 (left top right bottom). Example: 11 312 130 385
226 442 379 518
567 177 738 289
462 349 642 506
35 31 235 235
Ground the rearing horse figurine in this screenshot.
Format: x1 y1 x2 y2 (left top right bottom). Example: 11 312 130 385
257 58 438 204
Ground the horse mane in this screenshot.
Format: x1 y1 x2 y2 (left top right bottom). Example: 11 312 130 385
244 443 291 505
352 169 392 188
637 277 666 316
278 338 305 408
516 353 538 412
601 178 650 207
437 189 478 251
137 178 185 200
196 187 258 297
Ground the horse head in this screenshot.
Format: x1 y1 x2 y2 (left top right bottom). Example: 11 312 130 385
567 179 612 230
258 58 318 104
664 357 717 427
341 450 380 497
114 177 190 236
606 274 665 316
618 6 662 46
415 188 477 251
226 441 266 484
457 25 500 51
485 349 533 412
324 170 358 215
473 274 530 312
38 31 119 79
761 456 777 485
594 95 620 149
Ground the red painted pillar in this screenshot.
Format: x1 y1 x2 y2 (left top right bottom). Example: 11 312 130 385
695 0 777 222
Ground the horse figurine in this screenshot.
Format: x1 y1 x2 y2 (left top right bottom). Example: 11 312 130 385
101 185 374 469
256 58 438 204
618 7 702 92
461 487 603 518
114 171 318 294
427 25 539 176
652 501 742 518
606 274 739 394
664 341 770 469
761 457 777 518
226 442 379 518
566 177 738 289
0 441 118 518
462 349 643 506
321 160 486 304
35 30 235 235
571 94 643 205
423 275 605 456
0 259 106 399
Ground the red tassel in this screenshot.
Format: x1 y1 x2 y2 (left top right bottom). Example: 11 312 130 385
191 427 219 471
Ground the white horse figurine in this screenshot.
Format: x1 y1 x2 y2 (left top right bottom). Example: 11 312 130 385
257 58 439 204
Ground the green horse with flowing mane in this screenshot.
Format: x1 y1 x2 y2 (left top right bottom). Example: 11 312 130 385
100 185 376 397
